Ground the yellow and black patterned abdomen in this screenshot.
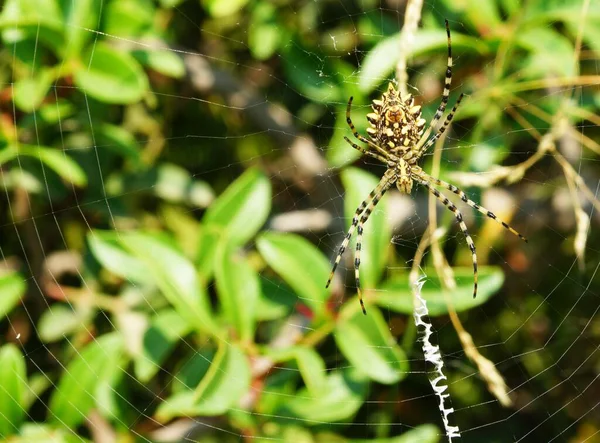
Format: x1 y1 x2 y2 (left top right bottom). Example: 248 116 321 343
365 83 426 162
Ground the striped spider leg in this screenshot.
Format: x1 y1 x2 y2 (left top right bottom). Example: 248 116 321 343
414 169 527 299
326 169 396 315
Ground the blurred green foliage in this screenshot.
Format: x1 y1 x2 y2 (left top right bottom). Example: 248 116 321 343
1 0 599 442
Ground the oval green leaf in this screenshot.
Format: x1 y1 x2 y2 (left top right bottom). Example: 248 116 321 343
375 266 505 316
13 68 55 112
351 424 440 443
280 368 368 423
0 344 27 437
341 167 391 290
256 232 330 315
0 144 87 187
134 309 192 383
73 44 148 104
267 346 327 396
87 230 148 283
0 272 26 320
118 232 220 336
156 342 251 420
49 333 123 428
359 29 489 93
203 168 271 246
335 305 408 384
215 242 259 343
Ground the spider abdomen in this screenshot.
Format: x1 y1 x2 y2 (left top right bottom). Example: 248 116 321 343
367 83 426 157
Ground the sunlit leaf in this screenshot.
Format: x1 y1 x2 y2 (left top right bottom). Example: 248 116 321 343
0 144 87 187
335 306 408 384
0 272 26 320
156 342 251 420
118 232 220 336
341 167 391 290
267 346 328 396
37 304 92 342
60 0 100 57
13 68 55 112
375 266 505 316
257 232 330 315
132 49 186 78
49 333 123 428
359 29 489 93
103 0 154 37
215 242 259 342
249 3 281 60
280 368 368 422
0 0 64 52
73 44 149 104
0 344 26 437
351 424 440 443
202 0 250 18
87 230 148 283
203 168 271 246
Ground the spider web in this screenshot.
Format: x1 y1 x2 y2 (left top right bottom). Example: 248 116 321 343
1 0 600 442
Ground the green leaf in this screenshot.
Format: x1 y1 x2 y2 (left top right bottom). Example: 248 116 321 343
13 68 55 112
341 167 391 290
0 344 26 437
17 424 91 443
203 168 271 246
118 232 220 336
255 277 296 321
132 49 186 79
59 0 99 58
49 333 123 428
87 230 148 283
202 0 250 17
359 29 489 93
268 346 327 396
103 0 154 37
280 368 368 423
516 27 575 78
0 0 64 52
351 424 440 443
215 243 259 342
37 304 91 342
0 272 26 320
283 40 342 103
249 3 280 60
0 144 87 187
97 124 143 167
197 224 222 283
73 44 149 104
375 266 505 316
335 306 408 384
257 232 330 315
156 342 251 420
134 310 192 383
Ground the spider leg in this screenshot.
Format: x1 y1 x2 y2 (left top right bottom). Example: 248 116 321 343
415 19 453 151
417 93 464 156
355 180 392 315
346 96 391 158
418 179 479 299
326 171 393 313
343 136 390 164
417 171 528 242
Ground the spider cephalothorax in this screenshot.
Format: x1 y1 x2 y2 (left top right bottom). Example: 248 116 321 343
327 20 528 316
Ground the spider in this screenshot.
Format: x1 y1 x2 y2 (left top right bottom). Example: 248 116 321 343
326 20 527 315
